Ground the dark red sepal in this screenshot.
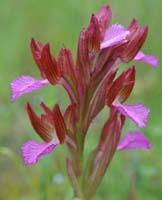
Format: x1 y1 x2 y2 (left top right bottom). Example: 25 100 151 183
26 102 53 142
30 38 45 78
53 104 67 144
76 29 91 86
40 43 61 84
64 104 77 135
107 67 135 106
40 102 67 144
121 26 148 62
86 15 101 52
95 4 112 40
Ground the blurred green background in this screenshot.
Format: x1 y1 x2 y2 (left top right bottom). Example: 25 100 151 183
0 0 161 199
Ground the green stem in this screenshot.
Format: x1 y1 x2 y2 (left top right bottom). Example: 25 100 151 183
69 85 93 200
75 132 86 199
69 126 90 200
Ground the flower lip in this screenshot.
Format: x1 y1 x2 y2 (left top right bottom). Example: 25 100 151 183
21 139 59 165
113 102 150 128
10 76 49 102
117 131 152 151
101 24 130 49
134 51 158 68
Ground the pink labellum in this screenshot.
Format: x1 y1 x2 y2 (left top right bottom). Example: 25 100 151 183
101 24 130 49
10 75 49 102
21 139 59 165
134 51 158 68
114 102 150 128
117 131 151 150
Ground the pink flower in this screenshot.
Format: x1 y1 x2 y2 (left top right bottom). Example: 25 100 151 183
10 39 61 102
107 67 150 128
105 66 151 151
100 19 158 67
22 102 67 165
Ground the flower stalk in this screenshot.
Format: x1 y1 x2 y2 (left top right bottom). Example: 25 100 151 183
10 4 158 199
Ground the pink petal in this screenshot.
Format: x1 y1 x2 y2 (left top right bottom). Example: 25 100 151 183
134 51 158 68
114 102 150 128
100 24 130 49
117 131 151 150
21 140 58 165
10 75 49 102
